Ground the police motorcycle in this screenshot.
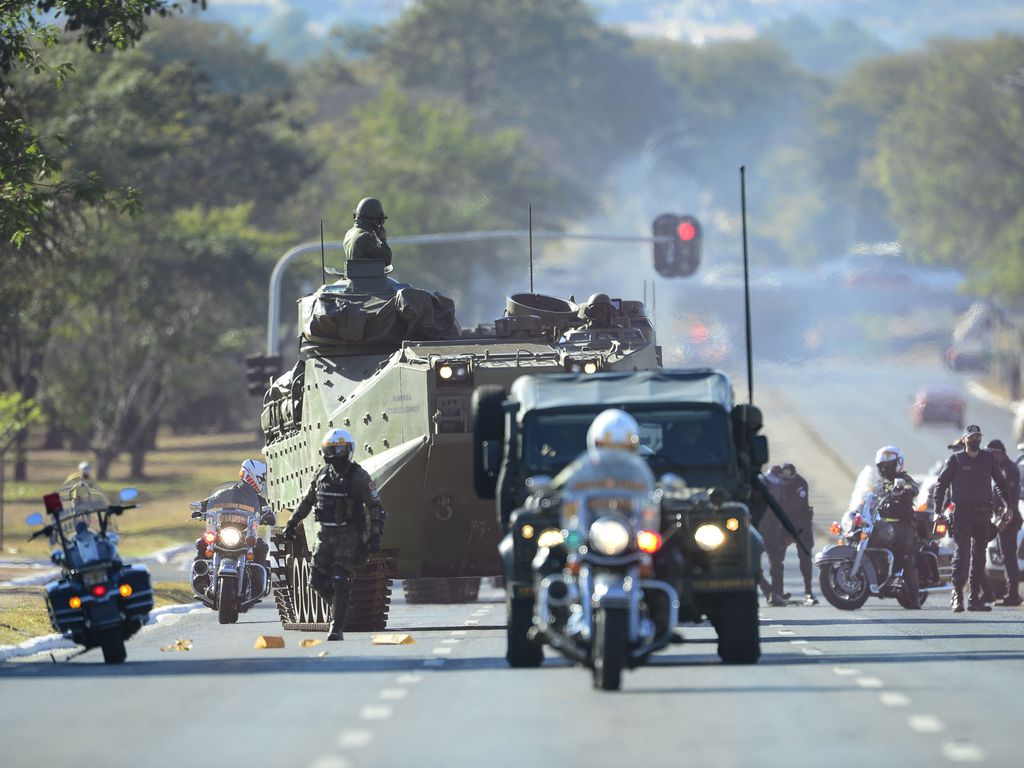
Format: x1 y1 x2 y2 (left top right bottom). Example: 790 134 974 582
190 481 275 624
816 466 949 610
527 440 679 691
25 482 152 663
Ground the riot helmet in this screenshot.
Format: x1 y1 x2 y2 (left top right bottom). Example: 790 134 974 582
353 197 387 225
874 445 904 481
239 458 267 496
321 428 355 466
587 409 640 453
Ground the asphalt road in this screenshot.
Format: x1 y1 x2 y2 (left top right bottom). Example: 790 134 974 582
2 352 1022 768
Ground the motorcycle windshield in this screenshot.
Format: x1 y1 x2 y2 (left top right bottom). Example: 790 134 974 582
55 480 112 538
204 482 261 519
559 450 658 532
848 465 882 513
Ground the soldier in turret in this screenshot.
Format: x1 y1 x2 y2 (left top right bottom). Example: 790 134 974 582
343 197 392 268
284 429 387 640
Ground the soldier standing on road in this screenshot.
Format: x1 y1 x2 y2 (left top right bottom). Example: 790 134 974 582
343 197 392 268
932 425 1009 613
760 464 818 606
987 439 1022 606
284 429 387 640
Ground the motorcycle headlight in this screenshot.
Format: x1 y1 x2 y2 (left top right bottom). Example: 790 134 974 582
694 523 725 551
589 517 632 556
219 527 243 547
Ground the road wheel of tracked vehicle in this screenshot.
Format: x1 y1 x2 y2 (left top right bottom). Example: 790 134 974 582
820 561 870 610
98 629 127 664
591 607 629 691
218 575 239 624
707 591 761 665
404 577 481 604
506 595 543 668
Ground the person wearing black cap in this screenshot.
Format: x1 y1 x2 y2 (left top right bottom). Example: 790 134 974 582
932 425 1011 612
987 439 1022 606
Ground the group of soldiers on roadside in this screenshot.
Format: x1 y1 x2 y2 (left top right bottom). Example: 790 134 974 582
760 422 1023 612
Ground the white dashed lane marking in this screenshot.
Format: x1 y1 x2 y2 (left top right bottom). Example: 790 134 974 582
801 647 824 656
451 630 467 636
789 638 808 645
941 740 987 763
397 673 422 684
336 730 373 749
441 638 460 644
776 629 795 636
908 715 944 734
832 666 859 676
360 706 393 721
379 688 408 700
307 756 350 768
855 677 884 689
879 691 910 707
432 646 453 655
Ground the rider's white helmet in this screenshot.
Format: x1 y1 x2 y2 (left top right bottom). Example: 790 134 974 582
874 445 904 474
586 409 641 453
239 458 267 495
321 428 355 462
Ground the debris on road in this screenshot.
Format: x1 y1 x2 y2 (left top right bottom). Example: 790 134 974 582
372 633 415 645
160 639 193 652
300 638 322 647
317 650 329 657
254 635 285 649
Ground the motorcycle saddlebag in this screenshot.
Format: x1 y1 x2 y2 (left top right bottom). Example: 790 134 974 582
119 565 154 617
45 581 87 634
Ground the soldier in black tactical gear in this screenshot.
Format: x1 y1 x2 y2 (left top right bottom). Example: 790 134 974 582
284 428 387 640
987 439 1022 606
760 463 817 606
343 197 392 268
932 425 1009 613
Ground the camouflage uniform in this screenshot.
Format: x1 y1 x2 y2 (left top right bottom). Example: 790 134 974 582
289 461 386 603
343 221 392 267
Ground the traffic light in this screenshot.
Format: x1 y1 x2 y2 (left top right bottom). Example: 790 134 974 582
245 354 281 398
652 213 702 278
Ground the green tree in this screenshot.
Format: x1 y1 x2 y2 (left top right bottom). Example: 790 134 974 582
876 35 1024 296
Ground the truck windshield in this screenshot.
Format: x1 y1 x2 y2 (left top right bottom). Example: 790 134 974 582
524 406 731 474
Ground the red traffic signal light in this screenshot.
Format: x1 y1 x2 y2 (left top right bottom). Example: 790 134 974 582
653 213 702 278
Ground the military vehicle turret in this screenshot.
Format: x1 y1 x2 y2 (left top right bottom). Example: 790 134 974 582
260 259 660 631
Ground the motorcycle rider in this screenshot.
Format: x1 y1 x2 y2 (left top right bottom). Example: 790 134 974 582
343 197 392 268
873 446 922 609
284 428 387 641
761 463 817 606
194 459 273 568
987 439 1021 606
932 425 1010 612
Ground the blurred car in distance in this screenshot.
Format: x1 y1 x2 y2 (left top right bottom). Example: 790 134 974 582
910 386 966 429
944 342 990 372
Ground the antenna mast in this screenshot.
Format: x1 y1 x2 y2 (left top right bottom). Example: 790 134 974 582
528 204 534 293
320 220 327 286
740 166 754 404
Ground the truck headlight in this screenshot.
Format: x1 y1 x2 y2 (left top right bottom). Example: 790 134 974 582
694 523 725 551
219 527 243 547
589 517 632 556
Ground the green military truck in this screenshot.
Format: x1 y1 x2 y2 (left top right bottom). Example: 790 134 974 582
472 368 769 666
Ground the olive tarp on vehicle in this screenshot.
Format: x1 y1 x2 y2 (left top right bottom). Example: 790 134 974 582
302 287 458 346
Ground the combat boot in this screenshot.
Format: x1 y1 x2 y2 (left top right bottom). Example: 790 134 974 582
967 585 992 612
951 587 965 613
327 585 349 641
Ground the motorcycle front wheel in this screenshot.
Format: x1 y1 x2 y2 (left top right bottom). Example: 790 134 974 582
819 561 870 610
218 575 239 624
98 629 126 664
591 607 629 691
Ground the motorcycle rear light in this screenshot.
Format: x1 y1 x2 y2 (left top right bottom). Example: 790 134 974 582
119 584 133 597
935 522 948 535
69 596 82 609
830 522 841 535
91 584 107 597
854 514 863 527
637 530 662 554
203 532 217 544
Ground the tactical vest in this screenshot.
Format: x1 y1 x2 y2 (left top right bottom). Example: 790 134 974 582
314 467 356 526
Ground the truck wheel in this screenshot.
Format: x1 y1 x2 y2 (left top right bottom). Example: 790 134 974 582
218 575 240 624
472 385 506 500
591 607 629 690
506 595 543 668
99 629 127 664
708 591 761 665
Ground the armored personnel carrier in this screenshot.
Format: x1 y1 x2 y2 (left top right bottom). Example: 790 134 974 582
260 259 659 631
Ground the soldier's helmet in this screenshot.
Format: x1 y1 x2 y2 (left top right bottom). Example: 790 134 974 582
353 197 387 225
874 445 904 479
578 292 614 327
239 458 267 496
781 463 797 479
321 428 356 462
586 409 641 453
